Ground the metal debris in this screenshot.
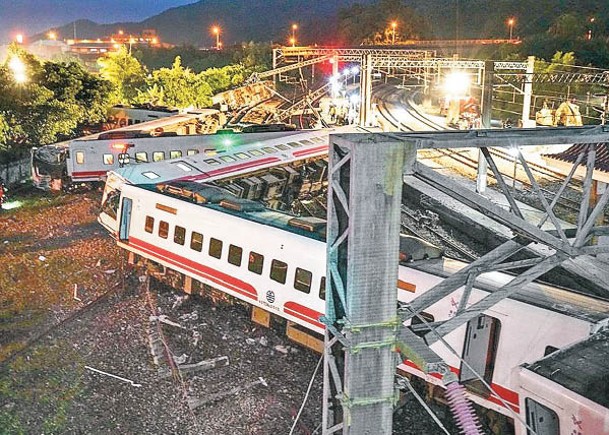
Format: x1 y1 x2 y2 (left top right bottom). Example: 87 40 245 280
85 365 142 387
73 284 82 302
149 314 185 329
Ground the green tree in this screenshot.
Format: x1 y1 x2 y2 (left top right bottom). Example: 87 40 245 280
98 45 147 105
144 56 213 108
0 45 112 153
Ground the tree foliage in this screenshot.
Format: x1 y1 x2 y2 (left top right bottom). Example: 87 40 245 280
97 45 147 105
0 44 112 153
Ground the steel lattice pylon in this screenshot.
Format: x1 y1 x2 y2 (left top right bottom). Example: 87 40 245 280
322 126 609 434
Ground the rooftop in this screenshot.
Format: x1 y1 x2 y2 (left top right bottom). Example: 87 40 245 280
524 328 609 408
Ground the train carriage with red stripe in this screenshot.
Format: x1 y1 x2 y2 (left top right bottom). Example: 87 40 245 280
101 178 609 434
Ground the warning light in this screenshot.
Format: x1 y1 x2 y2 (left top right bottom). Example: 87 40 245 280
111 142 134 150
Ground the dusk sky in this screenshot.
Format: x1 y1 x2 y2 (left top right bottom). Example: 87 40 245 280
0 0 197 42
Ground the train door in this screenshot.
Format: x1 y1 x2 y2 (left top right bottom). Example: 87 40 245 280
119 197 133 242
460 314 501 394
525 398 559 435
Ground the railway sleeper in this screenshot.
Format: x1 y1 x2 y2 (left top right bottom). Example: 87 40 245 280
132 255 325 354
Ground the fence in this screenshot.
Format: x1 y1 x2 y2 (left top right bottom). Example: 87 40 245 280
1 157 30 186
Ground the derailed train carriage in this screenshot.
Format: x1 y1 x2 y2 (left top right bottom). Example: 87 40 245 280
97 130 609 434
30 109 224 190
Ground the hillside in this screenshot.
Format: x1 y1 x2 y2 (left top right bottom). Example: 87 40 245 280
31 0 609 47
33 0 369 46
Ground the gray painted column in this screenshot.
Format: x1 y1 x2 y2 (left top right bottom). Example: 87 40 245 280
325 133 410 434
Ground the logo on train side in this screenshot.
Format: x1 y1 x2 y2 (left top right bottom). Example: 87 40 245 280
266 290 275 304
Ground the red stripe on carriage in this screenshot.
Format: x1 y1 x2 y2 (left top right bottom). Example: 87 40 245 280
71 170 108 178
178 157 281 182
128 237 257 300
293 145 328 157
284 301 324 329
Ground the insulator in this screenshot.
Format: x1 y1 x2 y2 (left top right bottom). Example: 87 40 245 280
444 382 483 435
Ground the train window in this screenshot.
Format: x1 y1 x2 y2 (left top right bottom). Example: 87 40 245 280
525 398 560 435
209 238 223 259
153 151 165 162
311 137 325 143
262 147 276 154
228 245 243 266
142 171 160 180
174 226 186 245
158 221 169 239
187 149 198 156
172 162 194 172
294 268 312 293
275 144 290 151
287 142 302 148
103 154 114 165
234 152 249 160
135 152 148 162
101 190 120 220
145 216 154 233
204 158 220 166
319 277 326 300
270 259 288 284
219 156 237 163
170 150 182 159
248 251 264 274
544 346 559 356
190 232 203 252
75 151 85 164
300 140 314 146
249 149 264 157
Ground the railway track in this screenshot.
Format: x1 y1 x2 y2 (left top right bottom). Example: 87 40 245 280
374 85 588 216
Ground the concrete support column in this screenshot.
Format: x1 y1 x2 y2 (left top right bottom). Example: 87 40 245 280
521 56 535 127
359 54 373 127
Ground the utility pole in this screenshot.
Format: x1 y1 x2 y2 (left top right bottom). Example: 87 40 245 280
359 54 373 127
521 56 535 127
477 60 494 194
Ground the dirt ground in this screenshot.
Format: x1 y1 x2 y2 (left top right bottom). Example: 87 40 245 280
0 188 458 434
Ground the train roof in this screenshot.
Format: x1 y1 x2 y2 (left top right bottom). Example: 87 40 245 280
523 328 609 408
407 258 609 323
114 126 361 185
82 109 220 140
145 180 609 322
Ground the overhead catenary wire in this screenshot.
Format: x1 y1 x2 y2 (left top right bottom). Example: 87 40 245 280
289 354 323 435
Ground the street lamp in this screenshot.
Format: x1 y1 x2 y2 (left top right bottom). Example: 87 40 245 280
48 31 57 41
507 17 515 40
9 56 27 84
15 34 24 44
211 26 221 50
588 17 595 40
291 23 298 41
289 37 296 47
390 21 397 45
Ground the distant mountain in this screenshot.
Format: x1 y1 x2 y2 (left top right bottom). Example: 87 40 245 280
32 0 373 46
31 0 609 47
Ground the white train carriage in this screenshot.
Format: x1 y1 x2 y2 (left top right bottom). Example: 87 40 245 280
98 126 360 234
67 130 304 183
516 328 609 435
31 109 223 189
102 180 609 433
